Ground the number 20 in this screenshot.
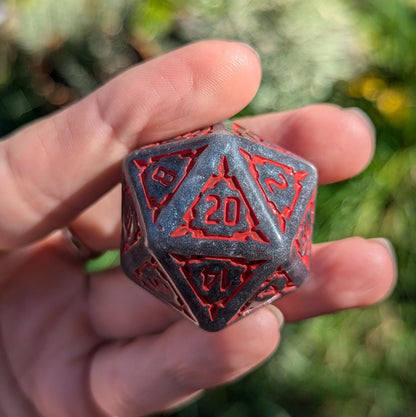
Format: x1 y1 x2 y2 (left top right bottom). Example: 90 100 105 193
204 195 241 226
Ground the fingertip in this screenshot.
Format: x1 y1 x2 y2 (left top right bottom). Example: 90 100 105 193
320 237 397 308
369 238 397 265
343 107 376 171
265 304 285 330
235 41 261 62
366 238 398 303
306 105 376 183
189 40 262 114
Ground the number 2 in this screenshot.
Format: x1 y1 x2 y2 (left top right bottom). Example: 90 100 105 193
265 174 288 192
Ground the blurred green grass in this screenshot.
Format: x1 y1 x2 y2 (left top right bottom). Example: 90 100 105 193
1 0 415 416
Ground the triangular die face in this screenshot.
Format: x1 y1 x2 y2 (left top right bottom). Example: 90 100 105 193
133 146 207 222
233 122 297 156
133 259 197 323
240 149 309 234
121 176 142 253
227 266 296 325
294 188 316 269
172 157 269 243
170 254 266 324
232 123 264 143
246 266 295 304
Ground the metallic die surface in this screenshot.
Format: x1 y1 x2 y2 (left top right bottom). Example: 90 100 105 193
121 123 317 331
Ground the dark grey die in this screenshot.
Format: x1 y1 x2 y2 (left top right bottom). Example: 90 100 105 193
121 123 317 331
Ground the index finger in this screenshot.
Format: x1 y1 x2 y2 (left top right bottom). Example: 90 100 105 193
0 41 261 250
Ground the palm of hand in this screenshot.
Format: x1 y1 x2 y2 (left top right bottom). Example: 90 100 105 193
1 241 101 416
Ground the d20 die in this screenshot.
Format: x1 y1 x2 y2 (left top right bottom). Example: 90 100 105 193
121 123 317 331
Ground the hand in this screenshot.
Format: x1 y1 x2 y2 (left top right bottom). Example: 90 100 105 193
0 41 396 417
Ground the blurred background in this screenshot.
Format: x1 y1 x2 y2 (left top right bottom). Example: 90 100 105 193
0 0 415 416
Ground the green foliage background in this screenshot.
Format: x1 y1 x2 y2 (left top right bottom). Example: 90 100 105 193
0 1 415 416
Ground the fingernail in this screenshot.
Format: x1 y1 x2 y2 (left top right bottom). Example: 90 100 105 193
236 41 261 62
370 238 397 264
267 305 285 329
345 107 376 139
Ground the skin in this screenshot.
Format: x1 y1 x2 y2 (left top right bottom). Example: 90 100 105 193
0 41 396 417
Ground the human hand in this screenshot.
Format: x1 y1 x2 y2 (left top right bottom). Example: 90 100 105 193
0 41 396 417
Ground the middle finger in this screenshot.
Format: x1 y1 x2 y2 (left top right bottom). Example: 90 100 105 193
71 104 376 252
